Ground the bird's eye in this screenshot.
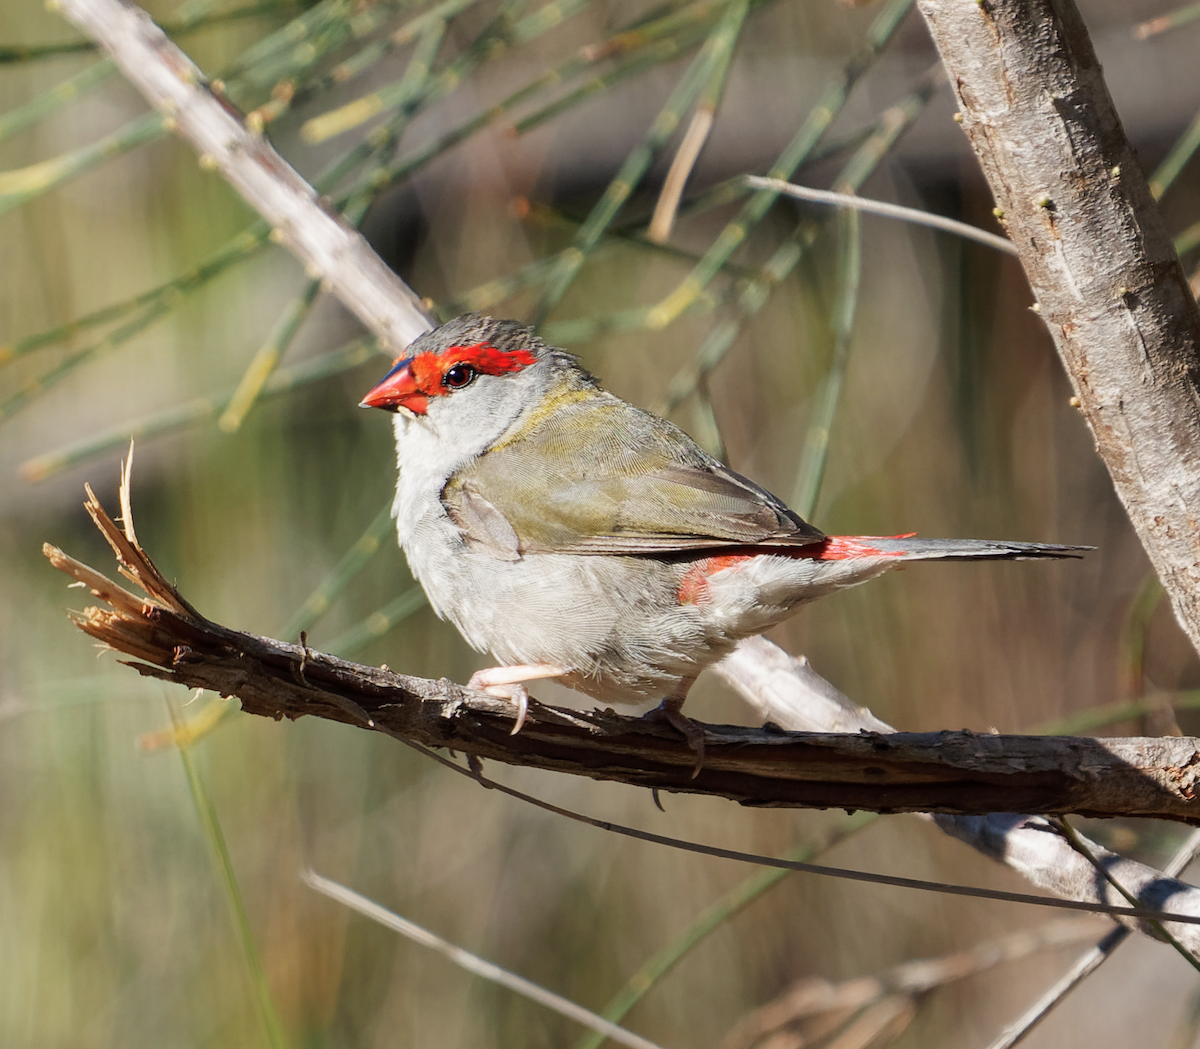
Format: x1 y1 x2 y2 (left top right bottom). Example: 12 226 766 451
442 363 476 390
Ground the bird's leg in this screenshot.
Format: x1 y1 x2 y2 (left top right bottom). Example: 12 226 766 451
644 677 705 776
467 663 567 735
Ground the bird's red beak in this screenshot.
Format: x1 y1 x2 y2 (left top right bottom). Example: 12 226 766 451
359 359 429 415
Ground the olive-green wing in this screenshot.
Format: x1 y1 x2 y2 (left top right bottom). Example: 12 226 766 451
443 395 824 555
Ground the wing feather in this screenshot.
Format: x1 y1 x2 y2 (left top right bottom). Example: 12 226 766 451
442 394 824 556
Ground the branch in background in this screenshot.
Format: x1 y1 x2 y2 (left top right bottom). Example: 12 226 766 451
52 0 434 355
718 638 1200 954
917 0 1200 659
741 176 1019 256
978 830 1200 1049
719 916 1105 1049
303 870 668 1049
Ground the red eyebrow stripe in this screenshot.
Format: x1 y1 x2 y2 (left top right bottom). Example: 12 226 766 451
408 341 538 397
435 342 537 376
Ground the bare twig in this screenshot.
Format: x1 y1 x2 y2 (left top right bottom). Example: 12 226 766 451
647 105 714 244
917 0 1200 659
742 176 1018 256
982 829 1200 1049
51 0 434 355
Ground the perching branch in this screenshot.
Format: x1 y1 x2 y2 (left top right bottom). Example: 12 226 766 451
44 476 1200 823
43 472 1200 952
51 0 434 355
917 0 1200 658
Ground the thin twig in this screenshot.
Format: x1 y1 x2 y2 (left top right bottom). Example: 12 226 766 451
743 176 1018 256
1054 816 1200 973
721 916 1104 1049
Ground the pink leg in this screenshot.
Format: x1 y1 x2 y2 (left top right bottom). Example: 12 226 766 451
467 663 567 734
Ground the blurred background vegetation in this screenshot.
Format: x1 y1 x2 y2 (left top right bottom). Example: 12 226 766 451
5 0 1200 1045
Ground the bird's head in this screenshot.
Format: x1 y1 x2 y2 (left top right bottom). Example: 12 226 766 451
361 314 588 464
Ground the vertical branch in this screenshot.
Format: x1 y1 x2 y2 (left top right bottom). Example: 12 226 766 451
917 0 1200 656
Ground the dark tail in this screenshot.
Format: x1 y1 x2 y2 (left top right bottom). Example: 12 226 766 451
831 536 1092 562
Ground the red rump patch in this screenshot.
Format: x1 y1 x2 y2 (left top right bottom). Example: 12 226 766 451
799 534 916 561
677 554 753 605
676 535 916 605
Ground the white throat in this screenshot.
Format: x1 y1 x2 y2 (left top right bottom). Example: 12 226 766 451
389 364 551 543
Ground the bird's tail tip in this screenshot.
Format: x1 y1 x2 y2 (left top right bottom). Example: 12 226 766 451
860 536 1094 561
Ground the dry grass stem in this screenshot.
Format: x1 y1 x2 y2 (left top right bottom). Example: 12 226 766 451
722 918 1102 1049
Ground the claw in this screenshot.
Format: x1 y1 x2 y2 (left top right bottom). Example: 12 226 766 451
644 697 706 777
505 683 529 735
468 664 564 735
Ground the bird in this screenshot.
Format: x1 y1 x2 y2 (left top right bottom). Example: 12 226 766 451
361 313 1086 745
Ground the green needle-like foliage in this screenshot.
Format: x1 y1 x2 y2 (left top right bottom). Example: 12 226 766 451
791 206 860 518
0 59 116 141
20 337 382 481
644 0 915 330
281 499 398 641
571 811 878 1049
1150 103 1200 201
533 0 751 321
0 0 300 62
654 72 941 419
169 697 290 1049
323 585 429 656
0 110 167 216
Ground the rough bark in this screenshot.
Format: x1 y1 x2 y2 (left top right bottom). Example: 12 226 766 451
917 0 1200 654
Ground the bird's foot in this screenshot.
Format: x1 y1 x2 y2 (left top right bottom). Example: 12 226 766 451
467 663 567 735
644 700 706 778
